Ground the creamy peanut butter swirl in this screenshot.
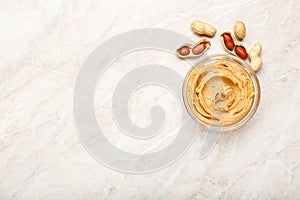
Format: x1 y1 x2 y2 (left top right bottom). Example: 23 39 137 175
186 60 256 126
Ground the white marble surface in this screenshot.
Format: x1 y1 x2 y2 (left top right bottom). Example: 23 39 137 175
1 0 300 199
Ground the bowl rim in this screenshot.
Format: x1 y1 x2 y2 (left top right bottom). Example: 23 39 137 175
182 53 261 132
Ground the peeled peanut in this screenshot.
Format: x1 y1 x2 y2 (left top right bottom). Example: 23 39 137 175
179 47 190 56
234 20 246 40
191 20 217 37
176 39 211 58
192 43 206 55
235 46 248 59
249 42 262 60
250 56 262 72
223 34 235 51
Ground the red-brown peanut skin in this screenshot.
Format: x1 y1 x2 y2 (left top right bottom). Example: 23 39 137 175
179 47 190 56
223 34 235 51
235 46 248 59
192 43 206 55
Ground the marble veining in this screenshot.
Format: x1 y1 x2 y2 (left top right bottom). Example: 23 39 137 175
1 0 300 199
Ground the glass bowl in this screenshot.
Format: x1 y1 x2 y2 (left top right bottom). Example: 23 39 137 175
182 54 261 132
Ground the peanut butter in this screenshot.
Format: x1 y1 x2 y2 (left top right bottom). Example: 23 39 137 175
186 60 255 126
